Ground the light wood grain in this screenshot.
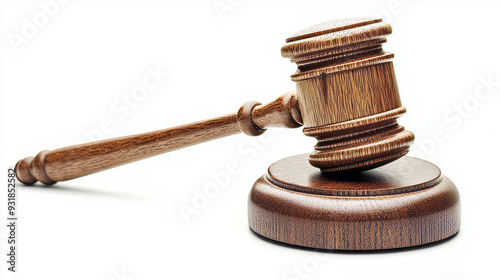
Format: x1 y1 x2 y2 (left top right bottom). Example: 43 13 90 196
15 93 302 184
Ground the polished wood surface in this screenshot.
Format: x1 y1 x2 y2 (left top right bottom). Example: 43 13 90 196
15 93 302 184
248 154 461 250
16 17 417 185
282 17 415 172
14 17 460 252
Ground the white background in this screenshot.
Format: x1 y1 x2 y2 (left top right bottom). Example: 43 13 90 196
1 0 500 279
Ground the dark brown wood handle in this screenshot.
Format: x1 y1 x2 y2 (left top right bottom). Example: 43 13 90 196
15 92 302 185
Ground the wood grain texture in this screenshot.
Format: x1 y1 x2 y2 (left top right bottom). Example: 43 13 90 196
295 62 401 126
305 108 414 172
248 154 461 250
281 17 415 173
15 93 302 184
16 18 421 184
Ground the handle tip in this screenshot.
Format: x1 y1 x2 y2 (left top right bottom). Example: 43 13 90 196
15 151 56 185
15 157 37 184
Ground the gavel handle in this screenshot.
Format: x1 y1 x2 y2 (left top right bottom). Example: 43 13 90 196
15 92 303 185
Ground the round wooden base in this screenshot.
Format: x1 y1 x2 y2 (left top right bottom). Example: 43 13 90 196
248 154 460 250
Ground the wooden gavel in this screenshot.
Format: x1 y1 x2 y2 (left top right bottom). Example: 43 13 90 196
15 18 415 185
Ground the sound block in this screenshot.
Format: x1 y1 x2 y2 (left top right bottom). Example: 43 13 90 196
248 154 460 250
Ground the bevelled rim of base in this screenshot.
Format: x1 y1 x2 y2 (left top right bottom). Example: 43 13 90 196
267 154 441 196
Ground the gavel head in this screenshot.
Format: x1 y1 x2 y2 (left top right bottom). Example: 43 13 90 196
281 18 415 173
